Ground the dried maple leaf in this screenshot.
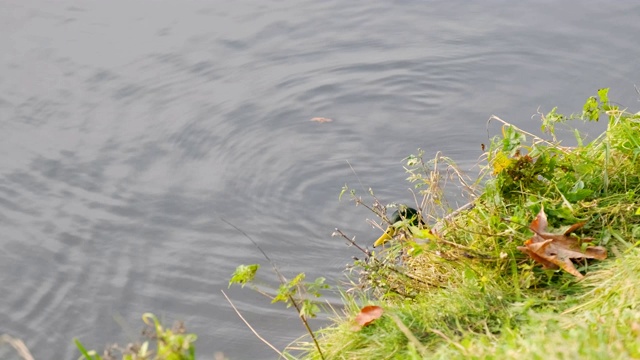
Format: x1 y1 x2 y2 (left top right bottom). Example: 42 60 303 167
310 117 333 123
352 305 383 331
517 206 607 278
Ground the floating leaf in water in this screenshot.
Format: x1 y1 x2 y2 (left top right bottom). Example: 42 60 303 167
310 117 333 123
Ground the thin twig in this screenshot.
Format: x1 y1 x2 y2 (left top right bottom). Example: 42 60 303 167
222 218 326 360
346 160 368 195
334 228 441 288
429 328 468 355
333 228 372 259
0 335 35 360
221 290 285 358
284 292 326 360
221 218 285 283
487 115 571 153
388 314 428 357
346 160 387 221
432 201 475 234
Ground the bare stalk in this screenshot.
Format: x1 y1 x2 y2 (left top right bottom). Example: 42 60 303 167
222 219 326 360
388 314 428 357
487 115 571 153
346 160 388 221
333 228 440 288
332 228 372 259
0 335 34 360
221 290 284 358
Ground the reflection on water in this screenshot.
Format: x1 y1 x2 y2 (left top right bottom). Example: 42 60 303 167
1 0 639 358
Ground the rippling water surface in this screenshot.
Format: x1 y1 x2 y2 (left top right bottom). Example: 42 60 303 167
1 1 639 358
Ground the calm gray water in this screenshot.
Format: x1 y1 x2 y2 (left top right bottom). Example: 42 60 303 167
1 1 639 359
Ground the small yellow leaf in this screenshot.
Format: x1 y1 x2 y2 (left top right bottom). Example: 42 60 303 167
492 152 512 175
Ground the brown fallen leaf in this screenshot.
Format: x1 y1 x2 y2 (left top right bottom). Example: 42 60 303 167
517 206 607 278
310 117 333 123
352 305 383 331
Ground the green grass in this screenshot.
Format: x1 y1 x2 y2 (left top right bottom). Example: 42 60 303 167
290 89 640 359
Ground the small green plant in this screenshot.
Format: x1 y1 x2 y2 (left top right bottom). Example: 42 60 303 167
229 265 329 320
74 313 196 360
224 219 330 359
228 264 260 288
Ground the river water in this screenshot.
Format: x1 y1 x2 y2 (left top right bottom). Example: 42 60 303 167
1 1 639 359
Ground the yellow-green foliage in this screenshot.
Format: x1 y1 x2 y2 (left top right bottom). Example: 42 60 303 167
74 313 196 360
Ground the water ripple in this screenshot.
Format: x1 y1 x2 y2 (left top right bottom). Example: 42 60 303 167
2 1 640 359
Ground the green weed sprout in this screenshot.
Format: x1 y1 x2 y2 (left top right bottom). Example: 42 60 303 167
74 313 196 360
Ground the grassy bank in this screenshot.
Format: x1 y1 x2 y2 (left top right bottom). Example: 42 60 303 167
62 89 639 359
290 88 640 359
